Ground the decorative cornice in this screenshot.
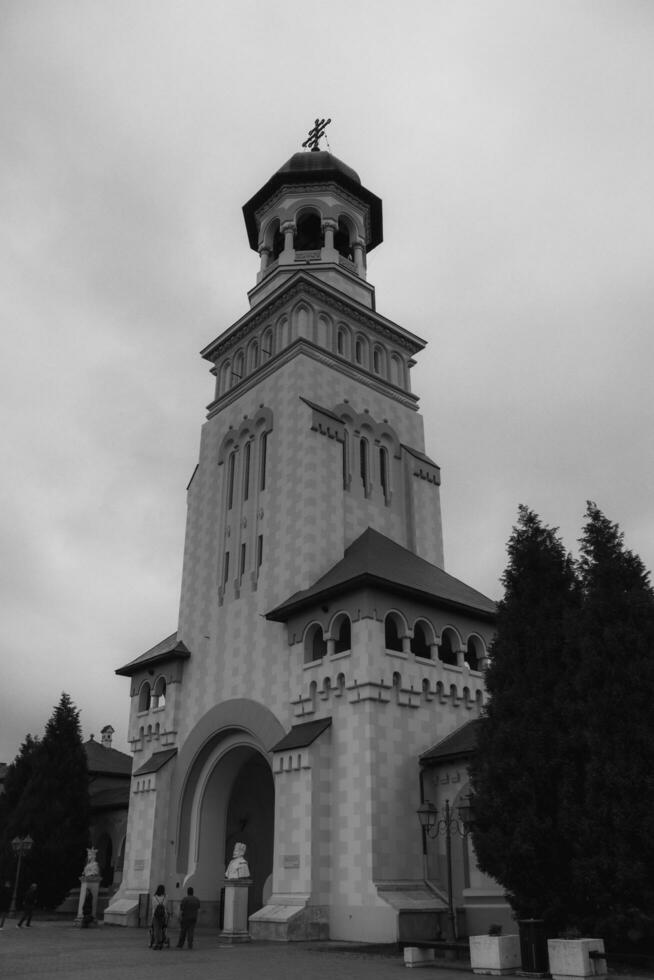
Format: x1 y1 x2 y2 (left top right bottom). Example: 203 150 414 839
254 181 373 243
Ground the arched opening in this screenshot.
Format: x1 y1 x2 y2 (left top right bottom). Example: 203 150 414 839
269 219 284 261
334 217 353 260
138 682 151 713
295 211 322 251
334 616 351 654
411 621 431 659
224 752 275 918
153 676 166 709
304 623 327 663
439 628 458 666
466 636 484 671
384 613 403 652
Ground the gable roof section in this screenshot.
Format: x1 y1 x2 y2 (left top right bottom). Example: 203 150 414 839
133 748 178 777
270 718 332 753
266 528 496 622
116 632 191 677
84 738 133 776
420 719 482 766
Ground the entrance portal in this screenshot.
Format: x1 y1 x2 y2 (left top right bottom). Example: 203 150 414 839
224 753 274 916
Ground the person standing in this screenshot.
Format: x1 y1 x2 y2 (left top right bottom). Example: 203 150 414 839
0 880 12 928
150 884 167 949
17 883 37 928
176 886 200 950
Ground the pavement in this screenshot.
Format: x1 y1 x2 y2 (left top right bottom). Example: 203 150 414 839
0 919 474 980
0 920 649 980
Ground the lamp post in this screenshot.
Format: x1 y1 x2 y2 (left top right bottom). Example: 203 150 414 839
9 835 33 918
416 798 473 940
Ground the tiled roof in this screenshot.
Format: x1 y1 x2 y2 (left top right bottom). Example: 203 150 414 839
420 719 482 765
266 528 496 622
84 738 132 776
271 718 332 752
116 632 191 676
133 748 178 777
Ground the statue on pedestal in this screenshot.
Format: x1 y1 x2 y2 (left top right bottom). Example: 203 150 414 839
225 842 250 880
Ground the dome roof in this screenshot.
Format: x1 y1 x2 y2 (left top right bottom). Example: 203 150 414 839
242 150 382 252
276 150 361 185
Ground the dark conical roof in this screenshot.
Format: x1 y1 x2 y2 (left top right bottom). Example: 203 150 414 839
276 150 361 184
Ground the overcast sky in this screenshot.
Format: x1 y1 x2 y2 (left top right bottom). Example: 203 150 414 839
1 0 653 762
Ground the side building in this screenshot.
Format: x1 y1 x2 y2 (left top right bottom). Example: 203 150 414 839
106 144 505 941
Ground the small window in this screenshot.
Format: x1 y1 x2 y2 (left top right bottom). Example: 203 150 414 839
153 677 166 708
373 348 381 373
355 340 363 364
231 351 244 385
249 342 259 371
384 614 403 652
337 330 345 355
223 551 230 587
240 543 246 578
257 534 263 569
342 431 350 490
262 330 273 361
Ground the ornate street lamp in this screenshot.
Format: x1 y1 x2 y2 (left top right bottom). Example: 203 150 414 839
416 799 473 940
9 835 33 918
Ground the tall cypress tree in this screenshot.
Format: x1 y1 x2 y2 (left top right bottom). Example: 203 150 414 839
9 694 90 909
571 503 654 944
469 506 580 932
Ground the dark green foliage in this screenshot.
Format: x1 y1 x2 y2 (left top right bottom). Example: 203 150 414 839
0 694 90 909
469 506 580 931
470 502 654 944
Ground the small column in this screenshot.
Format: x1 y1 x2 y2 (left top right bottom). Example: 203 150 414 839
322 218 338 262
352 240 366 277
258 244 271 273
279 221 296 264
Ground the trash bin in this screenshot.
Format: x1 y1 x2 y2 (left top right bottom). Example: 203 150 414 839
518 918 549 974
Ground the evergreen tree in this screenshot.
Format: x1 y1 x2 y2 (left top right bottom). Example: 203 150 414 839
0 734 40 886
469 506 581 932
570 503 654 943
7 694 90 909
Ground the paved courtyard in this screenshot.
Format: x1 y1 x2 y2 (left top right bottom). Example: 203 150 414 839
0 921 471 980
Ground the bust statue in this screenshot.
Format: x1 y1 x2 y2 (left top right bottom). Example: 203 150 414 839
225 841 250 880
83 847 100 878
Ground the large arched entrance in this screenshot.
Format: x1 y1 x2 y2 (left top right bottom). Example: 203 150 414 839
181 735 275 924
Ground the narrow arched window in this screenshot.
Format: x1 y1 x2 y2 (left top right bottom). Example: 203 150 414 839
295 212 322 251
385 614 403 652
259 432 268 491
373 348 381 373
342 430 350 489
262 330 273 362
232 351 244 385
379 447 389 499
227 451 236 510
337 329 344 355
335 617 351 654
271 221 284 261
257 534 263 569
359 438 369 490
304 624 326 664
242 441 251 501
355 339 363 363
222 551 230 587
249 342 259 371
466 636 483 671
334 218 353 260
153 677 166 708
240 542 246 579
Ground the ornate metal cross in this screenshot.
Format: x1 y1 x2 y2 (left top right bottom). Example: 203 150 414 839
302 117 331 151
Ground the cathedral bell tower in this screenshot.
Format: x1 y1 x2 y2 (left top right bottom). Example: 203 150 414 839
110 129 495 943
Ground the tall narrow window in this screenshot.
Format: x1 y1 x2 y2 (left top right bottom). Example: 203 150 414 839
240 543 246 578
242 441 251 501
337 330 344 354
260 432 268 491
355 339 363 363
223 551 230 587
231 352 244 385
373 348 381 374
227 452 236 510
257 534 263 569
380 447 388 499
342 430 350 489
359 438 369 490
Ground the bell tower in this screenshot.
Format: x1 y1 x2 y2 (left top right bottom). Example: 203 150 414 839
110 130 495 943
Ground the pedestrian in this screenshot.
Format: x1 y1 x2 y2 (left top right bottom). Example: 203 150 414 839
150 884 168 949
17 883 37 928
0 880 12 928
176 886 200 949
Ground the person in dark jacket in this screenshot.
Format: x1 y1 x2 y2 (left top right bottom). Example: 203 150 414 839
17 883 37 927
176 887 200 949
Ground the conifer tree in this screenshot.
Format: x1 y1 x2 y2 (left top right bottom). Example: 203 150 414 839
0 734 40 886
469 506 580 932
570 502 654 942
7 694 90 909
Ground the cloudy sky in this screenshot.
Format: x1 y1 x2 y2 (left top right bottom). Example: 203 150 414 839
1 0 653 762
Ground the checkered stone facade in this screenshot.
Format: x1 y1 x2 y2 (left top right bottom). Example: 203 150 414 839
107 149 496 942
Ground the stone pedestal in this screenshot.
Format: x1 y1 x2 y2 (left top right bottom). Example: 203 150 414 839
219 879 251 942
75 875 101 927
